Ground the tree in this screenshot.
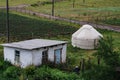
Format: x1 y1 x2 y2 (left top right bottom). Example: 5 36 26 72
96 36 120 67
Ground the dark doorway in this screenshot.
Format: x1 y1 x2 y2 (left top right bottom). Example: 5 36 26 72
15 50 20 65
42 50 48 64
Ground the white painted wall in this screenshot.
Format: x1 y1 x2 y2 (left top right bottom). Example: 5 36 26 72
62 44 67 63
20 50 32 68
48 44 67 63
4 47 33 68
32 49 43 66
4 47 15 64
3 44 67 68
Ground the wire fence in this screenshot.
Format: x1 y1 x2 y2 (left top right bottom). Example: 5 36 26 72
0 7 120 42
7 7 120 23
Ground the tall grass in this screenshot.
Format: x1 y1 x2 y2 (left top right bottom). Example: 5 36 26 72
0 0 120 25
0 10 120 80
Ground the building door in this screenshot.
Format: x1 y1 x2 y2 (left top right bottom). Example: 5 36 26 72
42 50 48 64
15 50 20 65
54 49 62 64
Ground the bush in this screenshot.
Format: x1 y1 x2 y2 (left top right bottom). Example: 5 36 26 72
34 66 51 80
34 66 81 80
3 66 21 79
96 36 120 67
81 65 115 80
24 65 36 76
0 61 4 69
2 61 13 70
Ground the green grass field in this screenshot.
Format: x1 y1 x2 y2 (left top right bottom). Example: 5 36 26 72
0 0 120 25
0 10 120 66
0 0 47 6
0 9 120 80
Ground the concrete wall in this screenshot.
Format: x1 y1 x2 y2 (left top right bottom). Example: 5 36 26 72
32 48 43 66
4 47 33 68
48 44 67 63
4 47 15 64
3 44 67 68
20 50 32 68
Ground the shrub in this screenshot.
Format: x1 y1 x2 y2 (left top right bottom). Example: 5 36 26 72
24 65 36 76
34 66 81 80
34 66 51 80
3 66 21 78
0 61 4 69
96 36 120 67
81 65 115 80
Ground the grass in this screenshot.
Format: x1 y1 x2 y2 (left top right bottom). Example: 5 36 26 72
0 0 120 25
0 10 79 41
0 10 120 80
0 10 120 67
26 0 120 25
0 0 47 6
101 18 120 26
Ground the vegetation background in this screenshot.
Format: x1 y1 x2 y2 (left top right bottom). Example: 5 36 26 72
0 0 120 80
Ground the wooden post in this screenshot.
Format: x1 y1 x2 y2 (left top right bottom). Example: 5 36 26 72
81 58 85 72
31 33 34 38
52 0 55 16
6 0 10 42
83 0 85 4
98 56 101 65
79 60 82 70
73 0 75 8
88 57 91 69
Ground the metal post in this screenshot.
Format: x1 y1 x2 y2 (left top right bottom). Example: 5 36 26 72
52 0 54 16
6 0 10 42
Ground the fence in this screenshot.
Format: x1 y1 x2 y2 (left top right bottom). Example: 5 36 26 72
0 7 120 42
8 7 120 24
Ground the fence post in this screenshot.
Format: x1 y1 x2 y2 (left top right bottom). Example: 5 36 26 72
31 32 34 38
79 60 82 70
88 57 91 69
98 56 101 65
81 58 85 72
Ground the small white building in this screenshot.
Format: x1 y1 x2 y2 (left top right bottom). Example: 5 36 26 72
1 39 67 68
72 24 103 49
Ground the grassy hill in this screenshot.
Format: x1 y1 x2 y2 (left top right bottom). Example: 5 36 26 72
0 10 120 80
0 0 120 25
27 0 120 25
0 10 120 60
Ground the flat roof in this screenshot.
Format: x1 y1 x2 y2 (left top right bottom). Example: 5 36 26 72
1 39 67 50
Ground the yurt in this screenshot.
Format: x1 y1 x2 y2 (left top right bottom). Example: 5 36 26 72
72 24 103 49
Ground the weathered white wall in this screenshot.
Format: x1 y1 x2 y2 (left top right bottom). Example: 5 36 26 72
3 44 67 68
48 44 67 63
32 44 67 66
20 50 32 68
4 47 33 68
61 44 67 63
4 47 15 64
32 49 43 66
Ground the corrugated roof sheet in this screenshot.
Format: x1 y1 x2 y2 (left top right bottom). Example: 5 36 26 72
1 39 67 50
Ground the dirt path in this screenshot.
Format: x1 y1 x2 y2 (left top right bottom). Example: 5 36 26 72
1 6 120 32
0 4 29 9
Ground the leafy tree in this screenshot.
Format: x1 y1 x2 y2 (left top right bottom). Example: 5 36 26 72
96 36 120 67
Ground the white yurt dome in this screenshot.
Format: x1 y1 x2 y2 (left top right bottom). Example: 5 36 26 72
72 24 103 49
